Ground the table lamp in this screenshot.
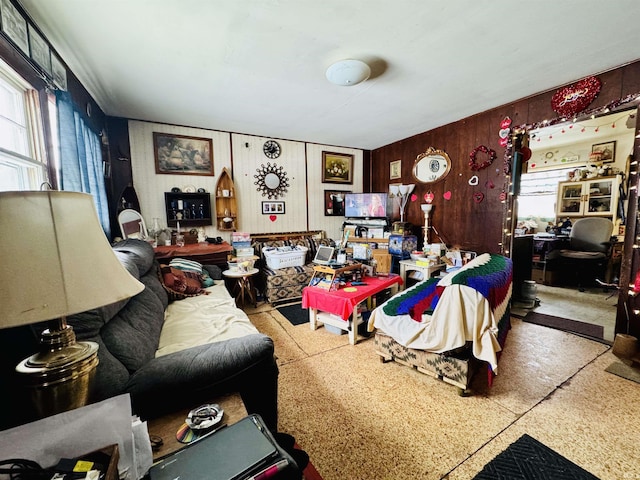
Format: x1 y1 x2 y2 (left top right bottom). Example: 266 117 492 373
0 190 144 418
389 183 415 234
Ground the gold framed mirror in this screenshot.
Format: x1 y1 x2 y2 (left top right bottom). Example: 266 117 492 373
413 147 451 184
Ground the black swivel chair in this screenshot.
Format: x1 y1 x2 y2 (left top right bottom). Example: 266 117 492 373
558 217 614 291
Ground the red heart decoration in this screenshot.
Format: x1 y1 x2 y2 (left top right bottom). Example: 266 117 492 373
521 146 532 162
551 76 601 117
499 137 508 147
499 191 507 201
500 117 512 129
473 192 484 203
424 192 435 203
269 215 277 222
443 191 452 200
410 193 417 202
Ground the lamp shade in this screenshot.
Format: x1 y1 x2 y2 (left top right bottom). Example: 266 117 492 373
0 191 144 328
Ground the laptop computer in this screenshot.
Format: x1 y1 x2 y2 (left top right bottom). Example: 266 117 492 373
313 245 335 265
149 415 279 480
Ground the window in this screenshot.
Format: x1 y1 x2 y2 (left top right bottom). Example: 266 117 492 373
516 168 574 227
0 59 47 191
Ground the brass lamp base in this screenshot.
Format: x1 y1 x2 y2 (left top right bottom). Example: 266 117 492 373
15 318 99 418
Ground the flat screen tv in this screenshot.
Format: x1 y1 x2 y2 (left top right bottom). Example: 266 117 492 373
344 193 389 218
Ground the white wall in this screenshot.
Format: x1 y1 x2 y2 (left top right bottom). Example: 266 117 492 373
128 120 363 242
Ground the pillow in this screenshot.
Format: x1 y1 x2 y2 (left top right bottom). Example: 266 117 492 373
159 265 207 301
203 264 222 280
169 258 203 274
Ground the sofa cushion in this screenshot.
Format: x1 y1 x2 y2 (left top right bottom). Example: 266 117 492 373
156 281 260 357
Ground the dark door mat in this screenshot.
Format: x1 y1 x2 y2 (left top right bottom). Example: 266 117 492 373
605 361 640 384
523 312 604 340
473 434 599 479
276 302 308 326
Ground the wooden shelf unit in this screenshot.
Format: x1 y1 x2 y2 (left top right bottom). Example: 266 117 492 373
164 191 212 228
215 167 238 231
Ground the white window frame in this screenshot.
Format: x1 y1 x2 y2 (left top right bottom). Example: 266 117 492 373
0 58 47 191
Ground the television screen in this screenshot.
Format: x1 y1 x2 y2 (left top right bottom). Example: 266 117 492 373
344 193 389 218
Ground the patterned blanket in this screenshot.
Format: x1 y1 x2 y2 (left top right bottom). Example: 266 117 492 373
384 254 512 324
372 253 513 378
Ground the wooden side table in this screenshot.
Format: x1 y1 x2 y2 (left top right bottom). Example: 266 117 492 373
223 268 259 308
399 260 444 290
146 392 247 461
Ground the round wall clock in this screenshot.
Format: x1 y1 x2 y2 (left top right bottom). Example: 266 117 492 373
413 147 451 184
263 140 281 159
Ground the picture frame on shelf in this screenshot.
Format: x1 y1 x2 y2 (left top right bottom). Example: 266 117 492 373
591 141 616 163
153 132 214 175
0 0 28 54
28 24 51 74
324 190 350 216
262 201 285 214
322 151 353 184
390 159 402 179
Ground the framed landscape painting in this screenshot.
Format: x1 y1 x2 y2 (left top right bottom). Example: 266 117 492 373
154 132 214 175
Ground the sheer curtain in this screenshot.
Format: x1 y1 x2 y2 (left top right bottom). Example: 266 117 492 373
55 90 110 236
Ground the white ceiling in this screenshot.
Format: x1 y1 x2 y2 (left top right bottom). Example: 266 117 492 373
18 0 640 150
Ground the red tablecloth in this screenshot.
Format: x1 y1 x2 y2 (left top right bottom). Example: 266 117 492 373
302 274 402 320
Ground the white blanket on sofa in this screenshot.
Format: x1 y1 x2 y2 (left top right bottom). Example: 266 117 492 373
156 280 259 357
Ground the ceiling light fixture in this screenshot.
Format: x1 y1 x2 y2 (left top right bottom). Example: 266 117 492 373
325 59 371 86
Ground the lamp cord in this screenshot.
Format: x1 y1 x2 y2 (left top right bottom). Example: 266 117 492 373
0 459 87 480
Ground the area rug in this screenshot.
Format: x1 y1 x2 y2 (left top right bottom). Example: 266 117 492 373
523 312 604 340
473 434 599 479
276 302 308 326
605 361 640 384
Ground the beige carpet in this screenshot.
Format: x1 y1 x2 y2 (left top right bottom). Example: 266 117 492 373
246 305 640 480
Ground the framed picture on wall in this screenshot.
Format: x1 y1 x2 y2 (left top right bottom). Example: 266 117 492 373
324 190 350 216
262 201 285 214
591 141 616 163
50 53 67 91
28 24 51 74
153 132 214 175
390 160 401 180
0 0 28 54
322 151 353 184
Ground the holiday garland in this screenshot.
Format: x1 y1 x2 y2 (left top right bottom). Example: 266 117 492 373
469 145 497 171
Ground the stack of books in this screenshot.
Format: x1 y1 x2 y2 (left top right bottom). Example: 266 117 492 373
231 232 254 258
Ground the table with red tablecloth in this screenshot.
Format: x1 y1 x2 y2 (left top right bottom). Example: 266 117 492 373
302 274 403 344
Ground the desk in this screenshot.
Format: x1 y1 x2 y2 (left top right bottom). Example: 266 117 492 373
147 392 247 461
223 268 259 308
532 235 569 285
302 274 402 344
154 241 232 268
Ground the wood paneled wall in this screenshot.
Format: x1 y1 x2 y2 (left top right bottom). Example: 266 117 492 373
371 61 640 256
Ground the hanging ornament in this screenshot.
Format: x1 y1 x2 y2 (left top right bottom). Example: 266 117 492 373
424 192 435 204
469 145 497 171
550 76 601 117
468 175 479 186
473 192 485 203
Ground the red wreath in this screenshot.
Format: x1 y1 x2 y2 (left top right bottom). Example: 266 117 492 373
469 145 497 171
551 76 601 117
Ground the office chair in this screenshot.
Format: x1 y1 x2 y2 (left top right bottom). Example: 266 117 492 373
118 209 147 239
558 217 614 292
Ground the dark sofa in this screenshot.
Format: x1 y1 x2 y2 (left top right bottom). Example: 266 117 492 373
0 239 279 431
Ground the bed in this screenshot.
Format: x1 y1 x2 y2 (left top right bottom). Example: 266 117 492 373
368 253 512 394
